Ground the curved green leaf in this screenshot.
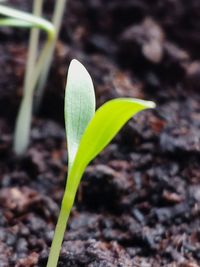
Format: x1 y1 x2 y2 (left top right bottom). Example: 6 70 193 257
0 4 55 39
65 59 96 171
66 97 155 194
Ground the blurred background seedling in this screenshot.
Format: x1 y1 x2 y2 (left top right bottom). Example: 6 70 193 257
0 1 68 155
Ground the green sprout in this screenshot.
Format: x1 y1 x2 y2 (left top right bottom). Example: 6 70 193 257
46 59 156 267
0 4 56 155
0 2 68 155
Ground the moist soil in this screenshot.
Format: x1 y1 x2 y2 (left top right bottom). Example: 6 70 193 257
0 0 200 266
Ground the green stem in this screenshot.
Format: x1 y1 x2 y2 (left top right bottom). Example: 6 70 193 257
34 0 68 110
23 0 43 93
14 38 53 155
47 161 85 267
13 96 33 155
46 188 74 267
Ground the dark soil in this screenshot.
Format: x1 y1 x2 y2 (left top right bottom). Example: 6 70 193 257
0 0 200 266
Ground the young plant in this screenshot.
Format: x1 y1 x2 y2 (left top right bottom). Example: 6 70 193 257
0 4 56 155
46 59 156 267
0 1 68 154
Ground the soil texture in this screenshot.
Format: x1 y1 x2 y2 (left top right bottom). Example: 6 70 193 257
0 0 200 266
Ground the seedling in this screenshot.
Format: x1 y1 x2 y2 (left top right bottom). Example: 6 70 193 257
0 2 68 155
0 4 56 155
46 59 156 267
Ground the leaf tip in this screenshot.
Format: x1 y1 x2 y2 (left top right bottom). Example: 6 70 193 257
68 59 94 89
130 98 156 110
145 100 156 109
69 59 85 72
70 58 80 65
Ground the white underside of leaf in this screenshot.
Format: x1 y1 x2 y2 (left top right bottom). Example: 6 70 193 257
65 59 96 170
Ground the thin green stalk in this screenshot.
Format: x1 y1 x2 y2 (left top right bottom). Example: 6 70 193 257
23 0 44 93
27 39 53 98
46 157 85 267
13 96 33 155
46 178 74 267
14 38 53 155
34 0 68 110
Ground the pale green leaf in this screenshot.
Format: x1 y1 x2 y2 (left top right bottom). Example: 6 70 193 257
66 97 155 195
0 18 33 28
0 4 55 39
65 59 96 170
